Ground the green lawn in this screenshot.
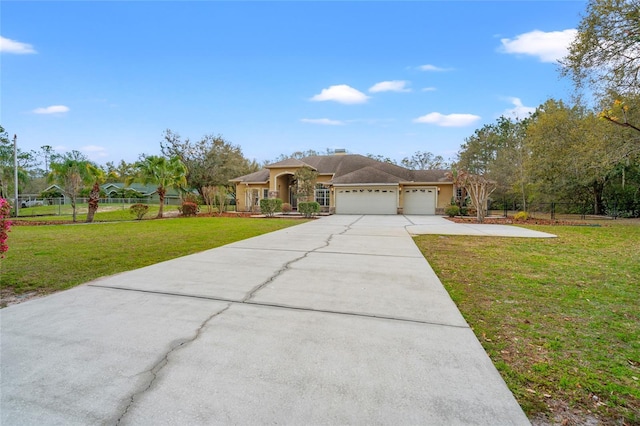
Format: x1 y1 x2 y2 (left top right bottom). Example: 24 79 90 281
1 217 305 299
15 203 181 222
414 221 640 424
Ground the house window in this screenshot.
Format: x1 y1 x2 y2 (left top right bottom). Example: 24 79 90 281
315 184 330 206
456 187 463 201
263 189 269 199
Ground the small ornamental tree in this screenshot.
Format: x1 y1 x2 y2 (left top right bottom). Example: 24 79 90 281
129 204 149 220
294 166 318 202
0 198 12 257
202 185 230 215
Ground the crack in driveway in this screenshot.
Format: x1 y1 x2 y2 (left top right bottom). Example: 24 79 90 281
241 216 363 302
115 304 231 425
111 215 380 424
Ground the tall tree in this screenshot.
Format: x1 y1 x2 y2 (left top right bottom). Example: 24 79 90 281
456 117 532 209
48 151 94 222
525 99 630 214
129 155 187 219
561 0 640 97
40 145 54 174
104 160 136 183
401 151 448 170
161 130 259 198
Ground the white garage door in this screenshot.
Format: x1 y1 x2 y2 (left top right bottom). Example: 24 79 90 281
335 187 397 214
403 187 437 215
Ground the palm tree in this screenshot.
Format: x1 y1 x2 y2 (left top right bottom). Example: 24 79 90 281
129 155 187 219
85 164 105 223
48 151 94 223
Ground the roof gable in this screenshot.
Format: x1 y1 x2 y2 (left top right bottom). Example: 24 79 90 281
332 166 406 184
265 158 316 169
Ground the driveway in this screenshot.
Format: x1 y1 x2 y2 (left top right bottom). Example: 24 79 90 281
1 215 532 425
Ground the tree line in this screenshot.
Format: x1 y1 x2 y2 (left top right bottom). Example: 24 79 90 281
453 0 640 220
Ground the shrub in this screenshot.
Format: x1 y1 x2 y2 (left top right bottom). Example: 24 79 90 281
179 202 199 217
514 211 529 221
445 205 460 217
0 198 12 257
183 192 203 205
129 204 149 220
260 198 283 217
298 201 320 218
460 206 469 216
281 203 292 214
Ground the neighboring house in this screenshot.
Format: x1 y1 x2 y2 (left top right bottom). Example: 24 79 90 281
230 153 454 215
42 183 183 203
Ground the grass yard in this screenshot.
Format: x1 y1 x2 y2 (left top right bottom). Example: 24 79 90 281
414 221 640 425
1 216 305 303
15 203 181 222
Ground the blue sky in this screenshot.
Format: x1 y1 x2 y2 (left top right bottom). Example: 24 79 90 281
2 1 586 166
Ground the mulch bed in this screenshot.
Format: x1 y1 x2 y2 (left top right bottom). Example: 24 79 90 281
446 216 592 226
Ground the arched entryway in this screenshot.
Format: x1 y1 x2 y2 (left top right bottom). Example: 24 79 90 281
274 173 298 209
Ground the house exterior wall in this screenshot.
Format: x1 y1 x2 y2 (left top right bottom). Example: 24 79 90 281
234 162 454 215
436 185 454 209
235 183 269 212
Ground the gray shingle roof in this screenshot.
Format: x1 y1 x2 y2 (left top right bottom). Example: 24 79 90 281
229 169 270 183
230 154 452 185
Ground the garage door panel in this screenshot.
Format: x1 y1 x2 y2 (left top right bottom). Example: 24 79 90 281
403 187 436 215
335 187 397 215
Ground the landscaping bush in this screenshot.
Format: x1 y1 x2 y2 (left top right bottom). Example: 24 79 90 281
129 204 149 220
460 206 469 216
183 192 203 205
179 202 199 217
298 201 320 218
0 198 12 257
513 211 529 221
281 203 292 215
445 205 460 217
259 198 283 217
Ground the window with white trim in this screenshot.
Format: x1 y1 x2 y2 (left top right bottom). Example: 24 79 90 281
315 184 330 206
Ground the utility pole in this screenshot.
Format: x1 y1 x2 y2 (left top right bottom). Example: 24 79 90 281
13 134 19 217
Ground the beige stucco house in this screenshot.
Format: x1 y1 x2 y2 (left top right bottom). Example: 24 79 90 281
230 153 454 215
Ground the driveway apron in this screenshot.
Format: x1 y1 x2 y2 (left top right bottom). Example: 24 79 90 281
1 215 530 425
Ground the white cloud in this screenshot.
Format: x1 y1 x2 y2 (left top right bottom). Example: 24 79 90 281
300 118 345 126
413 112 481 127
421 87 437 92
502 97 536 119
418 64 451 72
310 84 369 104
32 105 70 114
500 29 577 63
369 80 411 93
81 145 109 160
0 36 37 54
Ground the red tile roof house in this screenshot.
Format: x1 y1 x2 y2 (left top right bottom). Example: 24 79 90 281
231 153 454 215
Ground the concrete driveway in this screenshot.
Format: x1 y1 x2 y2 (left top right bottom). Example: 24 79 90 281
1 215 532 425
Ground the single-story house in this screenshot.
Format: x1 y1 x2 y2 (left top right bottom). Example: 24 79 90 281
101 183 182 200
42 183 182 204
230 153 454 215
